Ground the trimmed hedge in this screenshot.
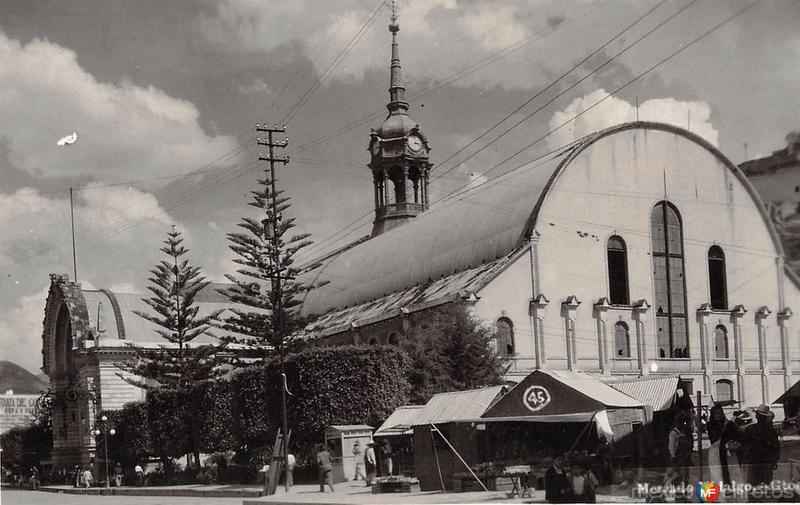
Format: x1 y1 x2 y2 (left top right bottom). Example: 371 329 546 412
102 345 410 470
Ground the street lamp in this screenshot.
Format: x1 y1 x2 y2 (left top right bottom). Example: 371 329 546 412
93 415 116 488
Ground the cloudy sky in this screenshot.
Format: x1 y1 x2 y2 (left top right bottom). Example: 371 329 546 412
0 0 797 372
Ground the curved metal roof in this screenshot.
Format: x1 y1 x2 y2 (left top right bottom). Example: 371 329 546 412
301 147 570 316
301 122 785 318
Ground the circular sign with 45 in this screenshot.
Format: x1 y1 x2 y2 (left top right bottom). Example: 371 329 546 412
523 385 551 412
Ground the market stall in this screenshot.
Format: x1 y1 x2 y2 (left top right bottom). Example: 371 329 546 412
374 405 423 477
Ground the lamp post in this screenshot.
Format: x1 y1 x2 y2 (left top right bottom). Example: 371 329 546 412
93 415 116 488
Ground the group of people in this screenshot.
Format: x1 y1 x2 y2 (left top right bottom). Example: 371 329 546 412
71 462 132 488
668 403 780 487
545 453 600 503
315 438 394 493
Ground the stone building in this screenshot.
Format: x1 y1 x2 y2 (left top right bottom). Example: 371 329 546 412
302 10 800 415
40 275 235 467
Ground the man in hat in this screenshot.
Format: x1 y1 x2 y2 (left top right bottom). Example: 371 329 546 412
365 441 377 487
742 404 780 485
352 441 366 482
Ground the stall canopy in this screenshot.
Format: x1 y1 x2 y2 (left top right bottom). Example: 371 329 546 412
604 376 679 412
480 370 643 423
412 385 507 426
374 405 424 436
773 378 800 405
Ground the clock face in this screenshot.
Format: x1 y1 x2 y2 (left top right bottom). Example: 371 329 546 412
407 135 423 152
371 140 381 156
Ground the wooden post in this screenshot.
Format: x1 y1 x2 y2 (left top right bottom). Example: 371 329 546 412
696 391 703 481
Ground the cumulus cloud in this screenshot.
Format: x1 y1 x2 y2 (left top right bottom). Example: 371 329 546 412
0 31 238 186
547 89 719 149
456 4 527 51
0 185 183 370
0 287 49 374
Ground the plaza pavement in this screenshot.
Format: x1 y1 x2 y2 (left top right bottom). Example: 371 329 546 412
243 480 642 504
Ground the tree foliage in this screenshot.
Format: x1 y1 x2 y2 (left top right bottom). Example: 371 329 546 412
403 302 506 404
125 226 222 388
93 346 410 470
220 164 317 360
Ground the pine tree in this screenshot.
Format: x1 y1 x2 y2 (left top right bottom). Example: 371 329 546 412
220 160 316 361
127 226 222 389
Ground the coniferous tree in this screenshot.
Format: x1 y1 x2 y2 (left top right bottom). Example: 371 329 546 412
221 164 317 361
126 226 222 389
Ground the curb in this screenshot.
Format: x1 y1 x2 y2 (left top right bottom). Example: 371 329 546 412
38 486 263 498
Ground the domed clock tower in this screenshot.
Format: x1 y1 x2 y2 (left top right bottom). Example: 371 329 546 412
368 2 432 237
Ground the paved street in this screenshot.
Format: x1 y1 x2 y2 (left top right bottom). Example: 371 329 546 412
1 490 246 505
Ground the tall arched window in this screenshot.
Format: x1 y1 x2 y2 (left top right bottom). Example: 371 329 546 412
368 337 379 346
495 318 515 357
714 324 729 359
607 236 630 305
651 201 689 358
715 379 734 403
614 321 631 358
708 246 728 310
387 333 400 346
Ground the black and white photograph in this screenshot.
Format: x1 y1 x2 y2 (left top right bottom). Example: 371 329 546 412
1 0 799 503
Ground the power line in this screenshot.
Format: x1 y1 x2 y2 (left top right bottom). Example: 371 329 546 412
280 1 388 125
434 0 760 207
429 0 668 184
431 0 696 184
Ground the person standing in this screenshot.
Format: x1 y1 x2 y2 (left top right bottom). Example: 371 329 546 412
82 467 94 488
365 441 377 486
707 404 739 485
317 443 334 493
569 459 598 503
114 462 123 487
668 411 694 486
742 404 780 485
545 453 570 503
381 439 393 476
352 441 366 481
29 466 40 490
134 463 144 486
286 453 295 487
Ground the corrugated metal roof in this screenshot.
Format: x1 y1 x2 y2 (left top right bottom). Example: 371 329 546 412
375 405 424 436
604 376 679 411
412 385 507 426
305 249 524 335
544 370 642 408
300 148 571 317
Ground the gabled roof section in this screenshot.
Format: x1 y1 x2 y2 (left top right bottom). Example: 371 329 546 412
412 385 507 426
481 370 642 423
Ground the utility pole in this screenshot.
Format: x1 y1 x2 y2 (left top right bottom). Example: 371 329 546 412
256 123 290 493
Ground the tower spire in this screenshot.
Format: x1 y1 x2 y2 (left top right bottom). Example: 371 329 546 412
387 0 408 113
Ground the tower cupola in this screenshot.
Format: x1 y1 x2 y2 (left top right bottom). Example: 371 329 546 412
368 0 432 237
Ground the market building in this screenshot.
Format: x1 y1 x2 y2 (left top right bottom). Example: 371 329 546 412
302 7 800 417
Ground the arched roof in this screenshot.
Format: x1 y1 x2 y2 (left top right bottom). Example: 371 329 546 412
301 122 784 317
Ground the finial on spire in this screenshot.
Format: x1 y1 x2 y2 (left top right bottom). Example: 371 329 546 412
389 0 399 33
387 0 407 113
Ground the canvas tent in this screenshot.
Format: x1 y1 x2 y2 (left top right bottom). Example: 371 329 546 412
481 370 645 429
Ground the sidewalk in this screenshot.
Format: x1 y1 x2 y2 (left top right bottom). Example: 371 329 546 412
243 480 642 505
39 483 262 498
